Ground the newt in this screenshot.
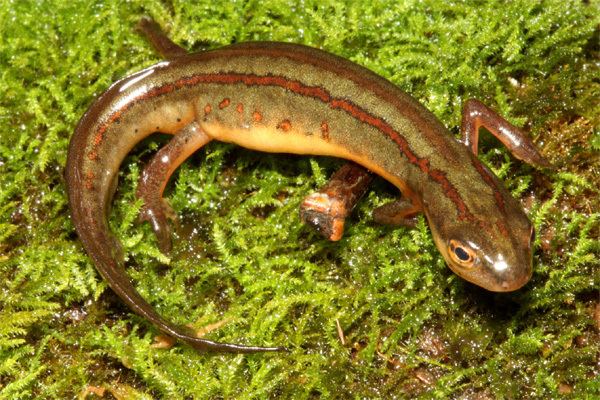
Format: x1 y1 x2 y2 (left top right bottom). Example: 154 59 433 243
65 18 548 353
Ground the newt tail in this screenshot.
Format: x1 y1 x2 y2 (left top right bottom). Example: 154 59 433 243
66 77 284 353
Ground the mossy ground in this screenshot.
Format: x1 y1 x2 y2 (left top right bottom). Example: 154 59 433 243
1 0 598 398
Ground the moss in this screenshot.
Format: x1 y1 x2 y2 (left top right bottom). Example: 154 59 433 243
1 0 598 398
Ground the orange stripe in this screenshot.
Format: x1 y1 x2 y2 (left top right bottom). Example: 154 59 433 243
91 72 474 221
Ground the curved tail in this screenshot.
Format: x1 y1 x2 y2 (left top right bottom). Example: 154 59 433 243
65 116 284 354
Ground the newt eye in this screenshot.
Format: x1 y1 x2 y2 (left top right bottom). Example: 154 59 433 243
448 239 476 268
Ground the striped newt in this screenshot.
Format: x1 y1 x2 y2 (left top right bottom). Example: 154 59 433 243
65 18 548 353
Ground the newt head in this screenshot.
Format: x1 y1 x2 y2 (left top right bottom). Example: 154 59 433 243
427 208 534 292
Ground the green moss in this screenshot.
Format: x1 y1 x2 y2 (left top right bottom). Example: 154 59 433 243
1 0 598 398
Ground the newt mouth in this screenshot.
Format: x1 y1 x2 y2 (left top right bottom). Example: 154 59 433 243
490 268 532 292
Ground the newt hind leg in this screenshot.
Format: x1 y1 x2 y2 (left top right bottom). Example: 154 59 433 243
136 16 187 59
135 18 202 253
137 122 212 252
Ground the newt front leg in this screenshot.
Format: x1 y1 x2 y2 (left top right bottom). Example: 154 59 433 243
300 100 549 238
